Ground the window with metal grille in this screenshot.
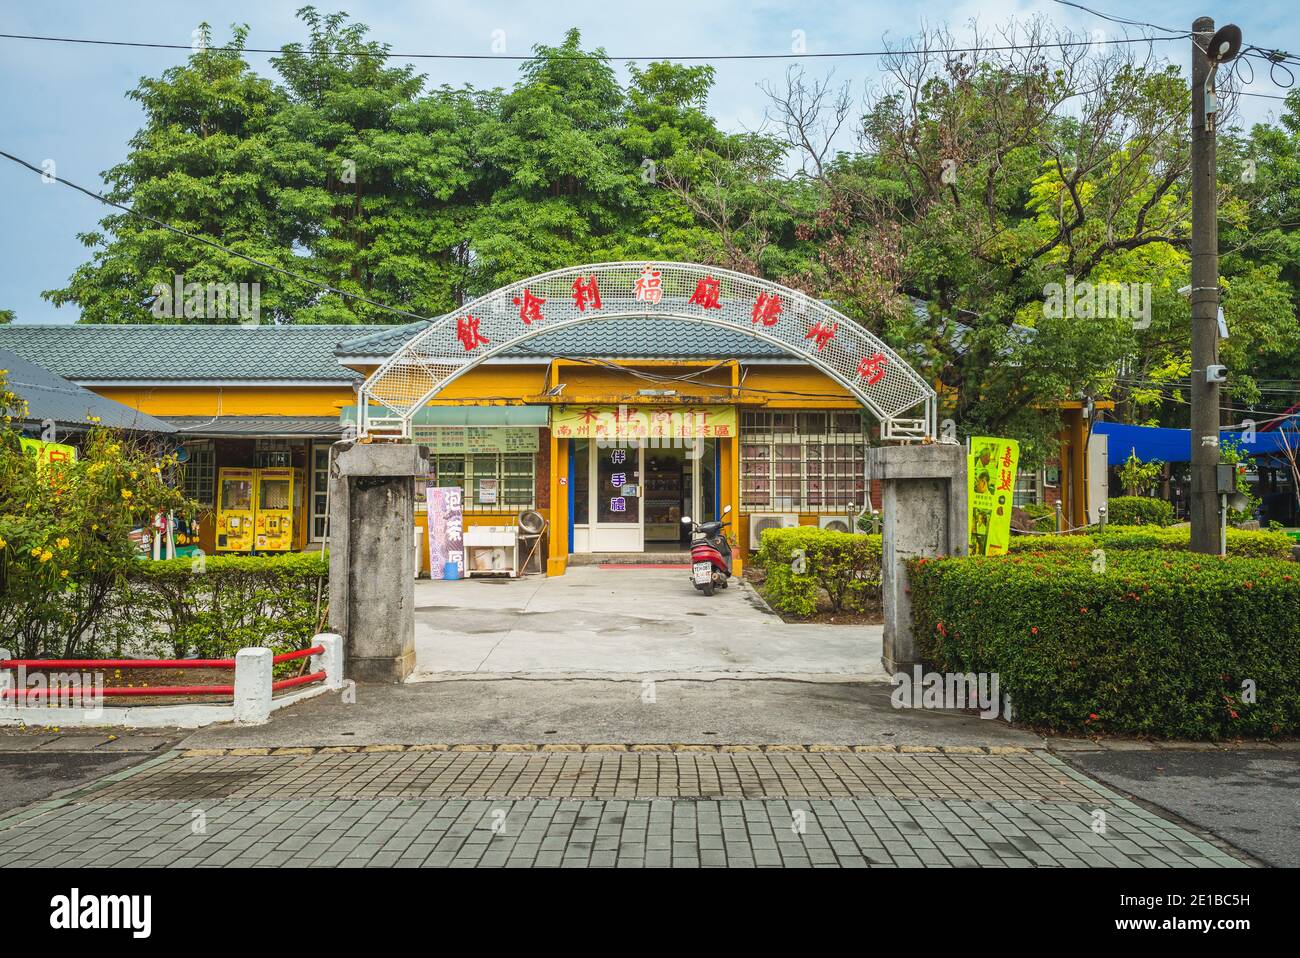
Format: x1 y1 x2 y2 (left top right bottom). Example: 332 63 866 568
181 442 215 505
740 411 866 512
254 438 292 468
1012 469 1040 507
430 454 535 513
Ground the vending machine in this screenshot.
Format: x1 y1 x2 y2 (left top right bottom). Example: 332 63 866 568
253 468 298 552
215 468 255 552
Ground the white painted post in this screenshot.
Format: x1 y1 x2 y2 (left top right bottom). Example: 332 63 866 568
311 633 344 690
232 647 273 724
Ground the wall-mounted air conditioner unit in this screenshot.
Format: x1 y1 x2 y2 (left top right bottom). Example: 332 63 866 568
748 513 799 550
818 515 856 534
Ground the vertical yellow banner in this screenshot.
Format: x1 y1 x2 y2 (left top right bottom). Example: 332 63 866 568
968 436 1019 556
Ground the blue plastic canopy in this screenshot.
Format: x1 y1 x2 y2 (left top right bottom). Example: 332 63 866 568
1091 420 1296 462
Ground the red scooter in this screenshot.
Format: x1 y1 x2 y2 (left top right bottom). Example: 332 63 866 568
682 504 733 596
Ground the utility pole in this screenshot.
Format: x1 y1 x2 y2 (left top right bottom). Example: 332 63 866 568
1189 16 1224 554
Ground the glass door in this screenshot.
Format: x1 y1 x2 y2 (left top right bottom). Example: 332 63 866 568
591 444 643 552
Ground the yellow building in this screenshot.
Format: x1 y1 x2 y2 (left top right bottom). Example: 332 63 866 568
0 318 1087 573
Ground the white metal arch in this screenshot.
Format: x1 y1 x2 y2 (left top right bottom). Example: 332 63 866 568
358 262 936 439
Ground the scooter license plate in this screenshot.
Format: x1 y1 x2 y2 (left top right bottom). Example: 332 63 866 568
693 562 713 585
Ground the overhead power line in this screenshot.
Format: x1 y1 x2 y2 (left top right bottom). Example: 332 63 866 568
1050 1 1188 37
0 148 434 325
0 30 1182 62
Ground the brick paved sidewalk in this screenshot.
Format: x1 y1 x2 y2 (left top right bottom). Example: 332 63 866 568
90 749 1109 803
0 750 1250 869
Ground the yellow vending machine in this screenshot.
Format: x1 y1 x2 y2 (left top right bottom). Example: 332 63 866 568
216 468 255 552
253 468 297 552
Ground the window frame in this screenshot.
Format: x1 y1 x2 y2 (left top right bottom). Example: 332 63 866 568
181 441 216 506
739 410 867 513
430 452 536 513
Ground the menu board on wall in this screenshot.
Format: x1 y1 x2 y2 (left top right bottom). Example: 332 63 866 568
421 427 539 454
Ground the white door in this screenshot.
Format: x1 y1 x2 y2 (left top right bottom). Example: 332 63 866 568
591 444 643 552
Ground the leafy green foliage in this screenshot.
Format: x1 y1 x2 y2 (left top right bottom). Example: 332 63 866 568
1007 525 1293 559
909 550 1300 737
754 526 881 616
44 12 776 325
120 552 328 661
1104 496 1174 527
0 375 193 657
44 25 301 324
1115 452 1164 498
39 10 1300 462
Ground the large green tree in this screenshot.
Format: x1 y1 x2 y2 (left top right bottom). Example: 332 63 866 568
44 24 303 324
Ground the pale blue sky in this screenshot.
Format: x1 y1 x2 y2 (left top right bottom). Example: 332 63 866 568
1 1 1294 324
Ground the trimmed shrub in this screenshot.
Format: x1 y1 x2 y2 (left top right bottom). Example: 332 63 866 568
755 526 882 616
1008 534 1096 554
114 552 329 660
908 550 1300 738
1008 525 1294 560
1104 496 1175 526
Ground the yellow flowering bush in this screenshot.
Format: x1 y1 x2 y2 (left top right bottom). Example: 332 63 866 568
0 372 193 657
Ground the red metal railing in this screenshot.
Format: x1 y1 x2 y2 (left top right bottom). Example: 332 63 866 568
0 646 323 671
272 672 327 691
0 645 327 701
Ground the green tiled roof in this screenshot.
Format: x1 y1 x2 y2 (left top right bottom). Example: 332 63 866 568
0 349 177 433
0 313 803 386
336 316 790 359
0 324 370 382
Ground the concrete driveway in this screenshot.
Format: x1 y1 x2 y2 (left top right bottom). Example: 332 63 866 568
412 566 884 679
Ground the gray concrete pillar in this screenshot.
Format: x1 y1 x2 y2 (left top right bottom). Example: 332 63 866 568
328 442 428 683
868 444 967 674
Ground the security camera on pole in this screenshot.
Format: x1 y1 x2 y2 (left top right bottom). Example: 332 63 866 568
1189 18 1241 555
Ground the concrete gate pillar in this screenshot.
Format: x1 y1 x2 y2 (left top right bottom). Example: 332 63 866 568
867 444 967 674
328 442 428 683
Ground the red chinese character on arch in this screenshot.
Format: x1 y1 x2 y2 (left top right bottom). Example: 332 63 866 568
456 315 489 352
857 351 888 384
751 291 782 327
572 275 602 312
634 266 663 304
512 288 546 325
804 320 838 351
688 275 723 310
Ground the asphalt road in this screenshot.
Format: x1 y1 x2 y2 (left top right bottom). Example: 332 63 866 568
1063 748 1300 868
0 751 160 816
181 678 1044 750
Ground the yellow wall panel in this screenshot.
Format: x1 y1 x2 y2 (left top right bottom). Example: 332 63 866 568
93 386 354 418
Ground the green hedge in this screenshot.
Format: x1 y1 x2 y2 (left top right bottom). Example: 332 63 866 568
908 550 1300 738
1105 496 1175 526
1008 525 1294 560
754 527 882 616
116 552 329 660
